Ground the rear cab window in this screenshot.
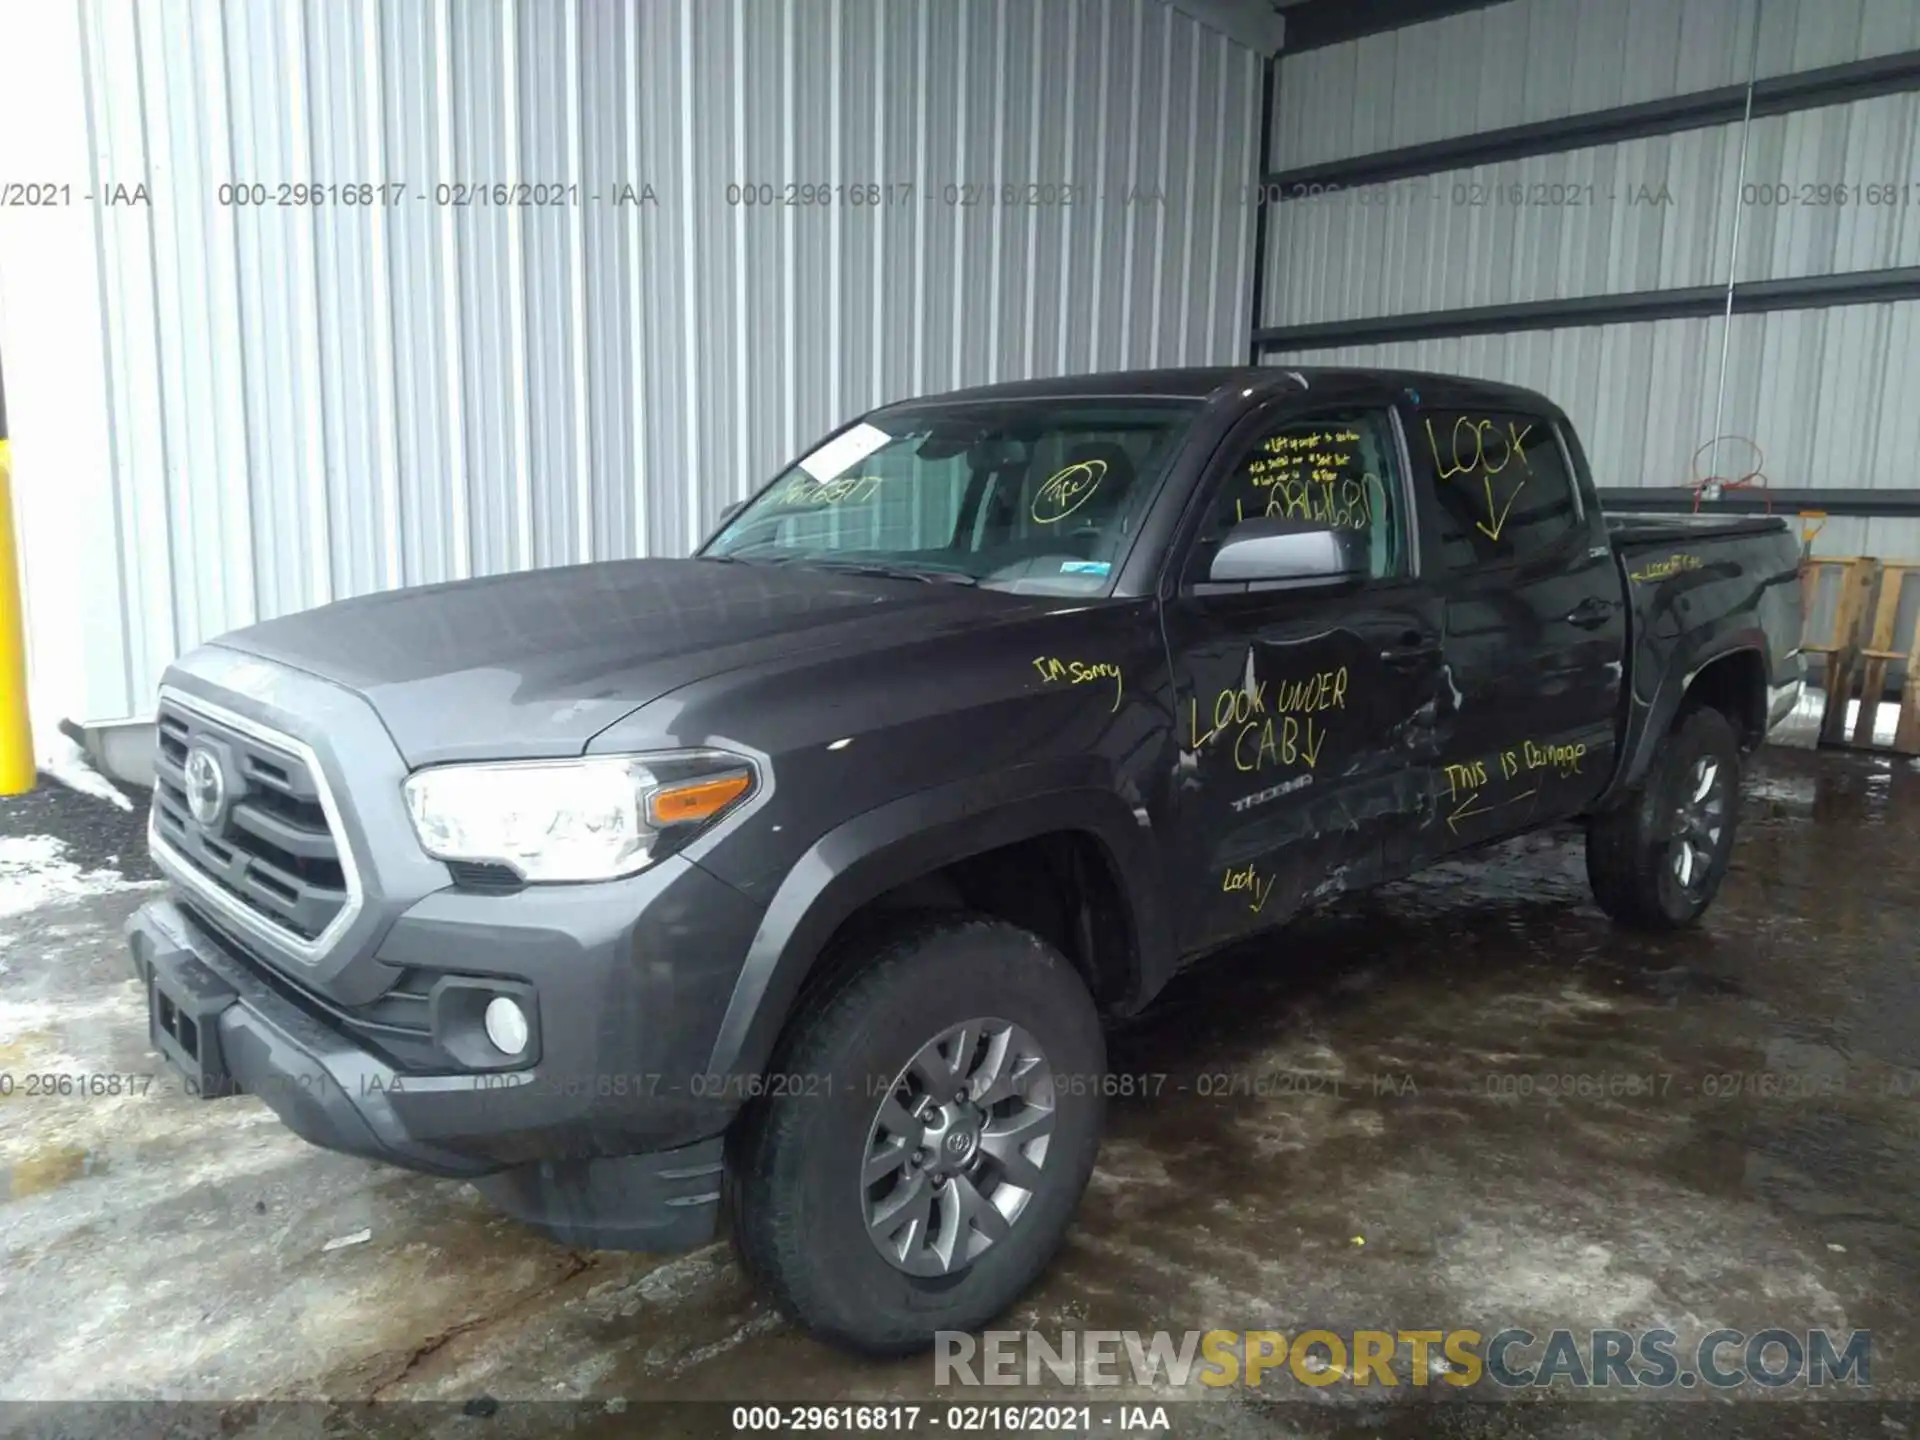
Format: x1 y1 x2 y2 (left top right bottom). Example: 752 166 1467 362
1411 409 1581 570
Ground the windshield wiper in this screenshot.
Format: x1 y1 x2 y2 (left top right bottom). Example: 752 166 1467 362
800 558 978 586
700 542 790 564
704 548 977 584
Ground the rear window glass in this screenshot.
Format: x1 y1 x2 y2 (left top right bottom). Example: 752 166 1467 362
1413 410 1580 569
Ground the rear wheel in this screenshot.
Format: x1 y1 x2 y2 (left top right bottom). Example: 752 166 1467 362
1586 706 1742 929
726 914 1105 1355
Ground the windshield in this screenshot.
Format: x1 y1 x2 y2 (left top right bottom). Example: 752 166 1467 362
701 399 1200 594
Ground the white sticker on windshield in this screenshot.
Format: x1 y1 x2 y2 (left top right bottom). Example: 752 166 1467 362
799 421 891 482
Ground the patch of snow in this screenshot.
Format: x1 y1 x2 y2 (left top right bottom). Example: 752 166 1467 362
36 733 133 812
0 834 144 922
1845 697 1901 746
1747 775 1816 806
1772 689 1902 750
633 1244 729 1306
659 1310 782 1378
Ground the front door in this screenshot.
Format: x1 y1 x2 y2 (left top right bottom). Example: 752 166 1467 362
1160 399 1444 954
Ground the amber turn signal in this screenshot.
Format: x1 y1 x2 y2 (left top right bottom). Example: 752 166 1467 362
647 771 753 827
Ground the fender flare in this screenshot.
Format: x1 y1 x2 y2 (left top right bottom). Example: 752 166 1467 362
1605 626 1770 804
702 766 1172 1080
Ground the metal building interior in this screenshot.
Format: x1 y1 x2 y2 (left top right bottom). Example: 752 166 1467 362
0 0 1914 775
0 0 1917 1427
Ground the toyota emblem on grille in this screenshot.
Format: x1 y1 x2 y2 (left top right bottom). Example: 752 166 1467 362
183 746 227 827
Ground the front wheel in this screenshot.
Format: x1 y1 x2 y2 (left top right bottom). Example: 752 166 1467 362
1586 706 1742 930
726 914 1105 1355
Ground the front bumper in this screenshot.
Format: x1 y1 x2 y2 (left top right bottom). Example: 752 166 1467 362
131 651 775 1250
130 896 494 1175
127 863 760 1250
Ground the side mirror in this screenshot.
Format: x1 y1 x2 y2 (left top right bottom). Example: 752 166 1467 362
1207 517 1364 588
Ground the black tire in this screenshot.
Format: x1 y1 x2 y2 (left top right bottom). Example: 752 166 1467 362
1586 706 1742 930
726 913 1105 1356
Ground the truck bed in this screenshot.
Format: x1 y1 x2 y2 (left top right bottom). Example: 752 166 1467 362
1603 510 1794 549
1597 505 1804 810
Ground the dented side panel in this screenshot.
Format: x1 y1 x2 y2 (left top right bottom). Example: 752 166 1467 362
1157 387 1447 952
1164 611 1446 952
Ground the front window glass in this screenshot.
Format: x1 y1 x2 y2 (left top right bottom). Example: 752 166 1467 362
702 401 1200 594
1188 408 1411 582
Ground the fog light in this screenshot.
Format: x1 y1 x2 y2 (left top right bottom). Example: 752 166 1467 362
484 997 530 1056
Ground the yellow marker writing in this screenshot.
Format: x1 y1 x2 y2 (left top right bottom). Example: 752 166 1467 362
1031 460 1107 525
1222 862 1276 914
1032 656 1123 712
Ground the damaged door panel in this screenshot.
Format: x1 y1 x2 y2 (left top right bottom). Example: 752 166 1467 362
1403 397 1628 857
1161 397 1444 950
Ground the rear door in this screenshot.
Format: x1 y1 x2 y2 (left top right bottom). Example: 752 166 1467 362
1161 395 1444 953
1404 401 1628 859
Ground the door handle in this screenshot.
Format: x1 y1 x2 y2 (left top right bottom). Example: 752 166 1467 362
1564 597 1615 629
1379 638 1442 669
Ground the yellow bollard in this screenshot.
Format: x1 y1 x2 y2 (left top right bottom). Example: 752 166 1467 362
0 435 33 794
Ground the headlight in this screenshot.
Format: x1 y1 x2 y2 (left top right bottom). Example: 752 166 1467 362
402 750 756 882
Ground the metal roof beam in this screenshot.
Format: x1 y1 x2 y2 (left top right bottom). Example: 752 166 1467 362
1159 0 1287 54
1263 49 1920 194
1252 268 1920 351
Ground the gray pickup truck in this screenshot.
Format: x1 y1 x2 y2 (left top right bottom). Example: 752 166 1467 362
127 367 1803 1354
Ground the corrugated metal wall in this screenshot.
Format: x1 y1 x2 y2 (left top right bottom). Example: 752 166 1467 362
1255 315 1920 560
65 0 1261 725
1260 0 1920 560
1269 0 1920 170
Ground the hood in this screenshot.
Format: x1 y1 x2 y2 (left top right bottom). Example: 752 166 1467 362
212 558 998 764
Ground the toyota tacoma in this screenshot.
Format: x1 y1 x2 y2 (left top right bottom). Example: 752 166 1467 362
127 367 1804 1354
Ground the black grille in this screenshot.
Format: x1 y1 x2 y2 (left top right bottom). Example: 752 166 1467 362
153 699 350 943
181 901 445 1071
446 860 524 893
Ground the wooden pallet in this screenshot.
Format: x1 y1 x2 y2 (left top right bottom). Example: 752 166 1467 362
1800 556 1920 754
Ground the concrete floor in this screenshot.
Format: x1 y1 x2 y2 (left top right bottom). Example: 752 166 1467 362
2 739 1917 1438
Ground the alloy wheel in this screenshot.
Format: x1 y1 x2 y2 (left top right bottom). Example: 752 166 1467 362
862 1018 1056 1277
1668 756 1729 898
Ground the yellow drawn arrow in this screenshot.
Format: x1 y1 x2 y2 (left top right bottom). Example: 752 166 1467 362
1446 787 1536 834
1301 716 1325 769
1475 473 1526 542
1446 793 1491 833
